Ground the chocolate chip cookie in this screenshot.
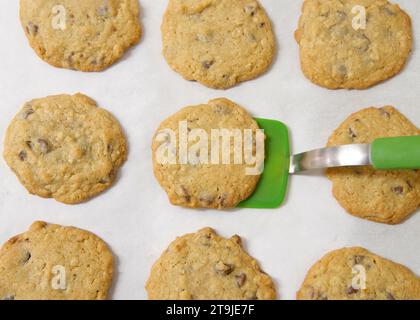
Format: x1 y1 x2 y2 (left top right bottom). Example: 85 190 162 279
295 0 412 89
297 247 420 300
162 0 276 89
3 93 127 204
20 0 142 71
327 106 420 224
152 98 263 209
0 221 114 300
146 228 276 300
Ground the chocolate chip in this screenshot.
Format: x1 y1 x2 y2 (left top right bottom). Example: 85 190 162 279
249 293 258 300
235 273 247 287
306 286 316 299
99 171 114 184
202 60 214 69
203 232 212 240
392 186 404 194
336 11 347 23
354 34 371 52
18 151 27 161
406 181 413 190
347 286 358 295
248 34 256 42
338 65 348 76
22 108 34 120
213 104 231 115
244 4 258 16
199 194 215 205
199 231 213 247
306 286 328 299
22 252 31 264
386 292 396 300
221 74 231 83
379 108 391 119
177 186 191 203
217 194 227 207
107 144 114 154
26 141 33 149
99 172 114 185
215 261 234 275
38 139 50 154
26 22 38 36
66 52 76 68
333 63 348 80
348 127 357 139
383 7 395 16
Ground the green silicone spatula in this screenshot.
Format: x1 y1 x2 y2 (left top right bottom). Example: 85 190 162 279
238 118 420 209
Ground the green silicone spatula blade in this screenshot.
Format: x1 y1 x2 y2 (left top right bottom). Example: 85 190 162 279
238 118 290 209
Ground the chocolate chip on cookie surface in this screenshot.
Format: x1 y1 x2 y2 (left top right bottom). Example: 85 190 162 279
297 247 420 300
162 0 275 89
146 228 276 300
295 0 412 89
0 221 114 300
327 106 420 224
3 93 127 204
152 98 263 209
20 0 142 71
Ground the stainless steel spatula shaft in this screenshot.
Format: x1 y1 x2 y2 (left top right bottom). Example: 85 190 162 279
289 144 371 174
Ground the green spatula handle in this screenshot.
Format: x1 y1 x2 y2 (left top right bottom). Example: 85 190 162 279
371 136 420 170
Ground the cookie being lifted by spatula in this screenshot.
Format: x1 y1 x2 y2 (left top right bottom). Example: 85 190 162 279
152 98 264 209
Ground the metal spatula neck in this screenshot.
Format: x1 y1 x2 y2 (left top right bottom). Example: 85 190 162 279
289 143 372 174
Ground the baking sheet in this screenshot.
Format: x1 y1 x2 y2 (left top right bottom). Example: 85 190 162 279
0 0 419 300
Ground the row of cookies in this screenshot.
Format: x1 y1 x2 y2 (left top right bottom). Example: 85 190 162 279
20 0 413 89
153 99 420 225
3 94 419 225
1 222 419 300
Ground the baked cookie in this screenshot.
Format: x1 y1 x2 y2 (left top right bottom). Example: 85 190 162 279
297 247 420 300
152 98 263 209
162 0 275 89
295 0 412 89
327 106 420 224
146 228 276 300
3 93 127 204
20 0 142 71
0 221 114 300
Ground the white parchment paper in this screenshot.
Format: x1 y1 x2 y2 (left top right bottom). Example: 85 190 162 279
0 0 419 300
